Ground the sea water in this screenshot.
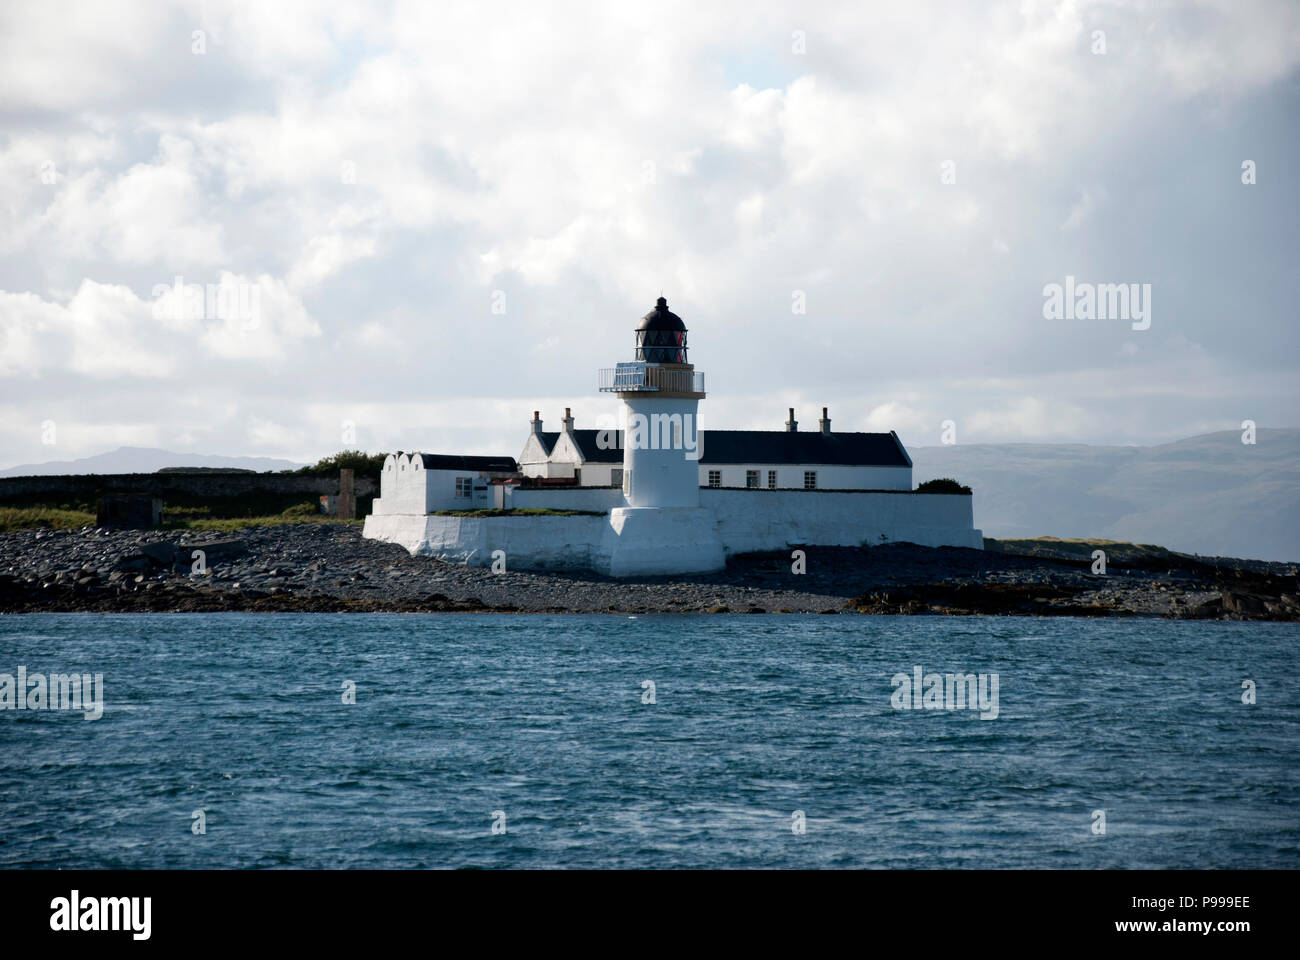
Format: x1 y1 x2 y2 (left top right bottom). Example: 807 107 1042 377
1 613 1296 868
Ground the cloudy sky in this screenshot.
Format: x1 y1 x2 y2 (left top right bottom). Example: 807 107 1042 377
1 0 1297 467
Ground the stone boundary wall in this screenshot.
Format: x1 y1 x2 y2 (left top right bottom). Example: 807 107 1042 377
0 472 376 501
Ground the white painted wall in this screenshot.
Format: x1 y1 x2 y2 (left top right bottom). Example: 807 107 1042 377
698 463 912 491
365 488 982 572
365 512 611 568
701 488 981 551
577 463 621 487
518 431 553 478
503 486 626 512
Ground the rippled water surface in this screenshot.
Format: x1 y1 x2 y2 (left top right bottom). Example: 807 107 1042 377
1 613 1297 868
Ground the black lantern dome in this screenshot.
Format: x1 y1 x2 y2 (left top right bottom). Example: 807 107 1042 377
635 297 688 363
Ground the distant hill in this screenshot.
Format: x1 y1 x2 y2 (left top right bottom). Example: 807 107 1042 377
0 446 306 478
910 429 1300 563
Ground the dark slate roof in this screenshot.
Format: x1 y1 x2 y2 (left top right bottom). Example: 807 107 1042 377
569 429 625 463
637 296 687 332
549 430 910 467
699 431 911 467
414 453 518 472
533 431 623 463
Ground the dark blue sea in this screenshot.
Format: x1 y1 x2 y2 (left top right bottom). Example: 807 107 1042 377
1 613 1296 869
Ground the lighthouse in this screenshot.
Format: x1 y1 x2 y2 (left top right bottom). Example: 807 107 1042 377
595 297 725 575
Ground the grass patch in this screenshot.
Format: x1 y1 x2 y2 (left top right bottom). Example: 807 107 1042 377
432 508 606 518
160 497 366 529
987 536 1176 563
0 501 362 533
0 506 97 532
161 513 362 532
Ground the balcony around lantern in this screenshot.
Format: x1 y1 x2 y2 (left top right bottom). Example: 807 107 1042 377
598 362 705 396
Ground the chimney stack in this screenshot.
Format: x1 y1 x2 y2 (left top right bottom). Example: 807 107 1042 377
561 407 575 432
530 410 543 436
819 407 831 435
785 407 798 432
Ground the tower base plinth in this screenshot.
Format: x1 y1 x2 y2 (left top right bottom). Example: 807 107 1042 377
596 506 725 577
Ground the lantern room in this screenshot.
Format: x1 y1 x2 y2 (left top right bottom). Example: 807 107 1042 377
635 296 688 364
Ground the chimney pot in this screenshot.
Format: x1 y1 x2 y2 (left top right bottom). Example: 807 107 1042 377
819 407 831 435
785 408 798 432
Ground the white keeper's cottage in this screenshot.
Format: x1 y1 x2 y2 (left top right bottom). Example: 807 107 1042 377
364 297 982 575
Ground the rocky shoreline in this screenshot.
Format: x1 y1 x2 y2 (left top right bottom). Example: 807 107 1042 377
0 523 1297 620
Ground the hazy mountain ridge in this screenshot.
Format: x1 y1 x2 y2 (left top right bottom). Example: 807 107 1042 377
911 429 1300 562
0 447 306 477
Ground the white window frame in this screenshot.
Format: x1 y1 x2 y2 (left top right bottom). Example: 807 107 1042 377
707 470 721 488
803 471 817 490
767 470 777 489
455 476 473 498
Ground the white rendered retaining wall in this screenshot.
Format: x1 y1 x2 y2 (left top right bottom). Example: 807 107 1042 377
363 513 611 569
701 488 982 553
362 489 981 572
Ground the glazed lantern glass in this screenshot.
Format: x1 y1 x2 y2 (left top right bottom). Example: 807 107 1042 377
634 297 689 364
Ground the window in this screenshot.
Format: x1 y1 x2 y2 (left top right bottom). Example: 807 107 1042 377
708 470 721 488
746 470 760 488
767 470 777 489
611 468 623 488
455 476 473 498
803 471 817 490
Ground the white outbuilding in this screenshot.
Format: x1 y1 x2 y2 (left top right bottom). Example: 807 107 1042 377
371 452 518 515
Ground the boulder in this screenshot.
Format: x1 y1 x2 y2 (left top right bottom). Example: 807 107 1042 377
141 541 177 565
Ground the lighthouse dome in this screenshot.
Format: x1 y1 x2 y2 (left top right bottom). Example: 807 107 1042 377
637 296 686 333
635 297 688 363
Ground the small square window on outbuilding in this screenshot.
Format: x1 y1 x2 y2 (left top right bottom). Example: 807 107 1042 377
455 476 473 498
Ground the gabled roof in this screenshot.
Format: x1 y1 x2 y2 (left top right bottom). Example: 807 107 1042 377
414 453 518 472
699 430 911 467
544 429 910 467
534 432 560 456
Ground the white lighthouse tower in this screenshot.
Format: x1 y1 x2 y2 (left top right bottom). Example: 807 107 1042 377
595 297 725 576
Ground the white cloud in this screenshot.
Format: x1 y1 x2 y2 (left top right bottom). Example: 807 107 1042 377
0 0 1296 468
